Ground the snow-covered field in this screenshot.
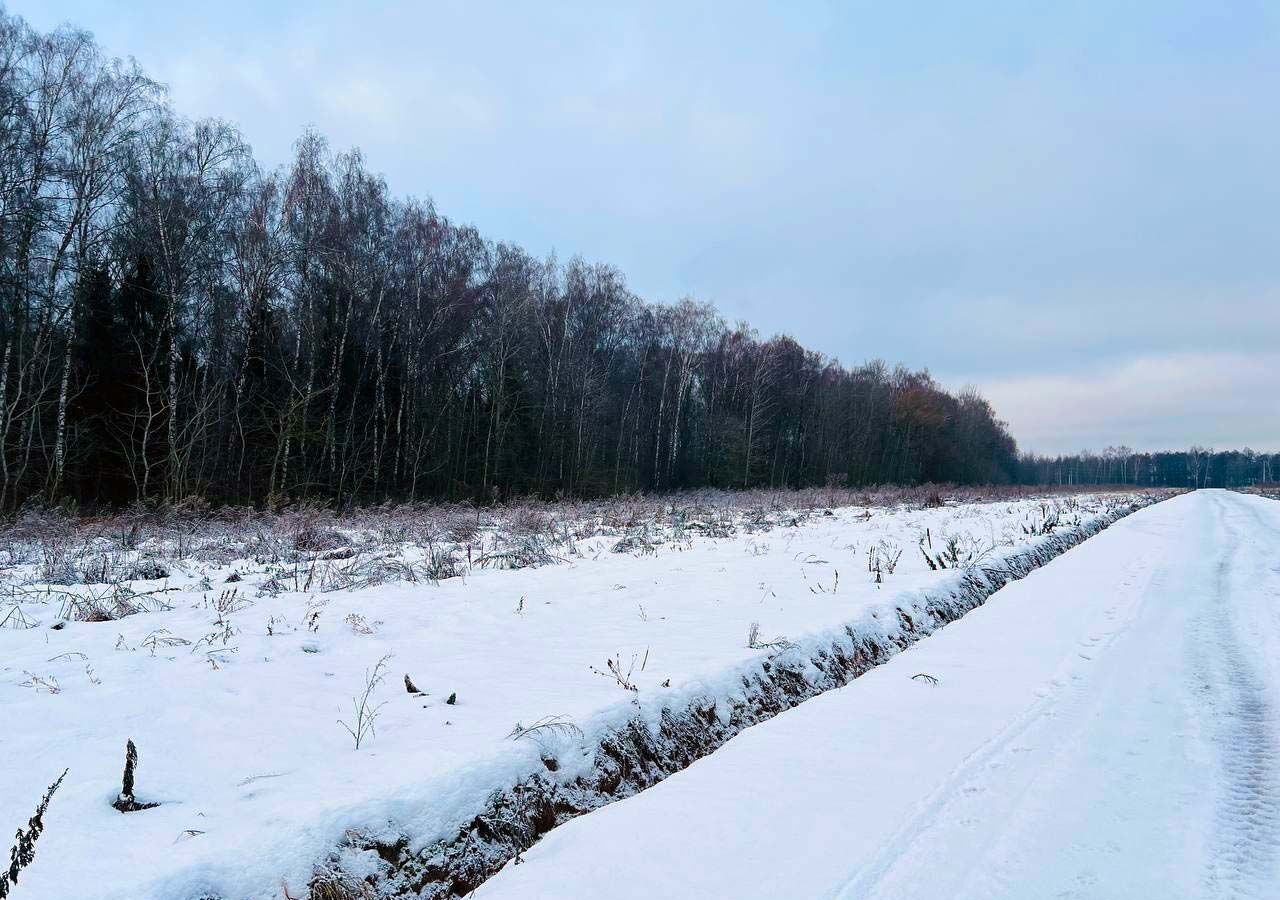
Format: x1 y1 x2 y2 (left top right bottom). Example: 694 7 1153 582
476 490 1280 900
0 490 1161 899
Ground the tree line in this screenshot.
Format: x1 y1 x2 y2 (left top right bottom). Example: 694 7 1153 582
0 10 1022 511
1018 446 1280 489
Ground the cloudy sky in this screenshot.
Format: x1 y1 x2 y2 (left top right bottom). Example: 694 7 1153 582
14 1 1279 453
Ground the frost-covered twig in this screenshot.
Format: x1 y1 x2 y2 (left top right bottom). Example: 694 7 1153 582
339 654 392 749
1 768 68 898
747 621 795 652
112 739 158 812
506 715 584 745
591 653 640 692
17 672 60 694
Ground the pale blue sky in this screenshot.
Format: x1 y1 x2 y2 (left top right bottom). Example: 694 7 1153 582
16 1 1280 452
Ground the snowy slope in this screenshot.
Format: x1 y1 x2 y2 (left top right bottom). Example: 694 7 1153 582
476 490 1280 900
0 493 1150 899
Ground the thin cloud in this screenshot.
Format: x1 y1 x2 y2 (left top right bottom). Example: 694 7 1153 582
984 351 1280 454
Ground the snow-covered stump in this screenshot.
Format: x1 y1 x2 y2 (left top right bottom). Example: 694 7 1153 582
308 495 1161 900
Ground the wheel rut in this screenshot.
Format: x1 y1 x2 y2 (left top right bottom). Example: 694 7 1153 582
1202 502 1280 898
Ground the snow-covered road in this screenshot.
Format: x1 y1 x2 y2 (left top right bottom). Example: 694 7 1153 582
477 490 1280 900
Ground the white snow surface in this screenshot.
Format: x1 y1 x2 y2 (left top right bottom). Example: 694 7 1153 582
0 493 1146 899
476 490 1280 900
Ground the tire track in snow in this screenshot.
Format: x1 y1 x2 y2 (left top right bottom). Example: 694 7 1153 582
1201 497 1280 899
826 556 1159 900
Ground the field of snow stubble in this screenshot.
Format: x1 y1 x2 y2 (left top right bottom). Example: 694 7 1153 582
0 491 1154 898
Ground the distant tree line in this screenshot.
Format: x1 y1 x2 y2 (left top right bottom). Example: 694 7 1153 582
0 11 1020 511
1018 446 1280 489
